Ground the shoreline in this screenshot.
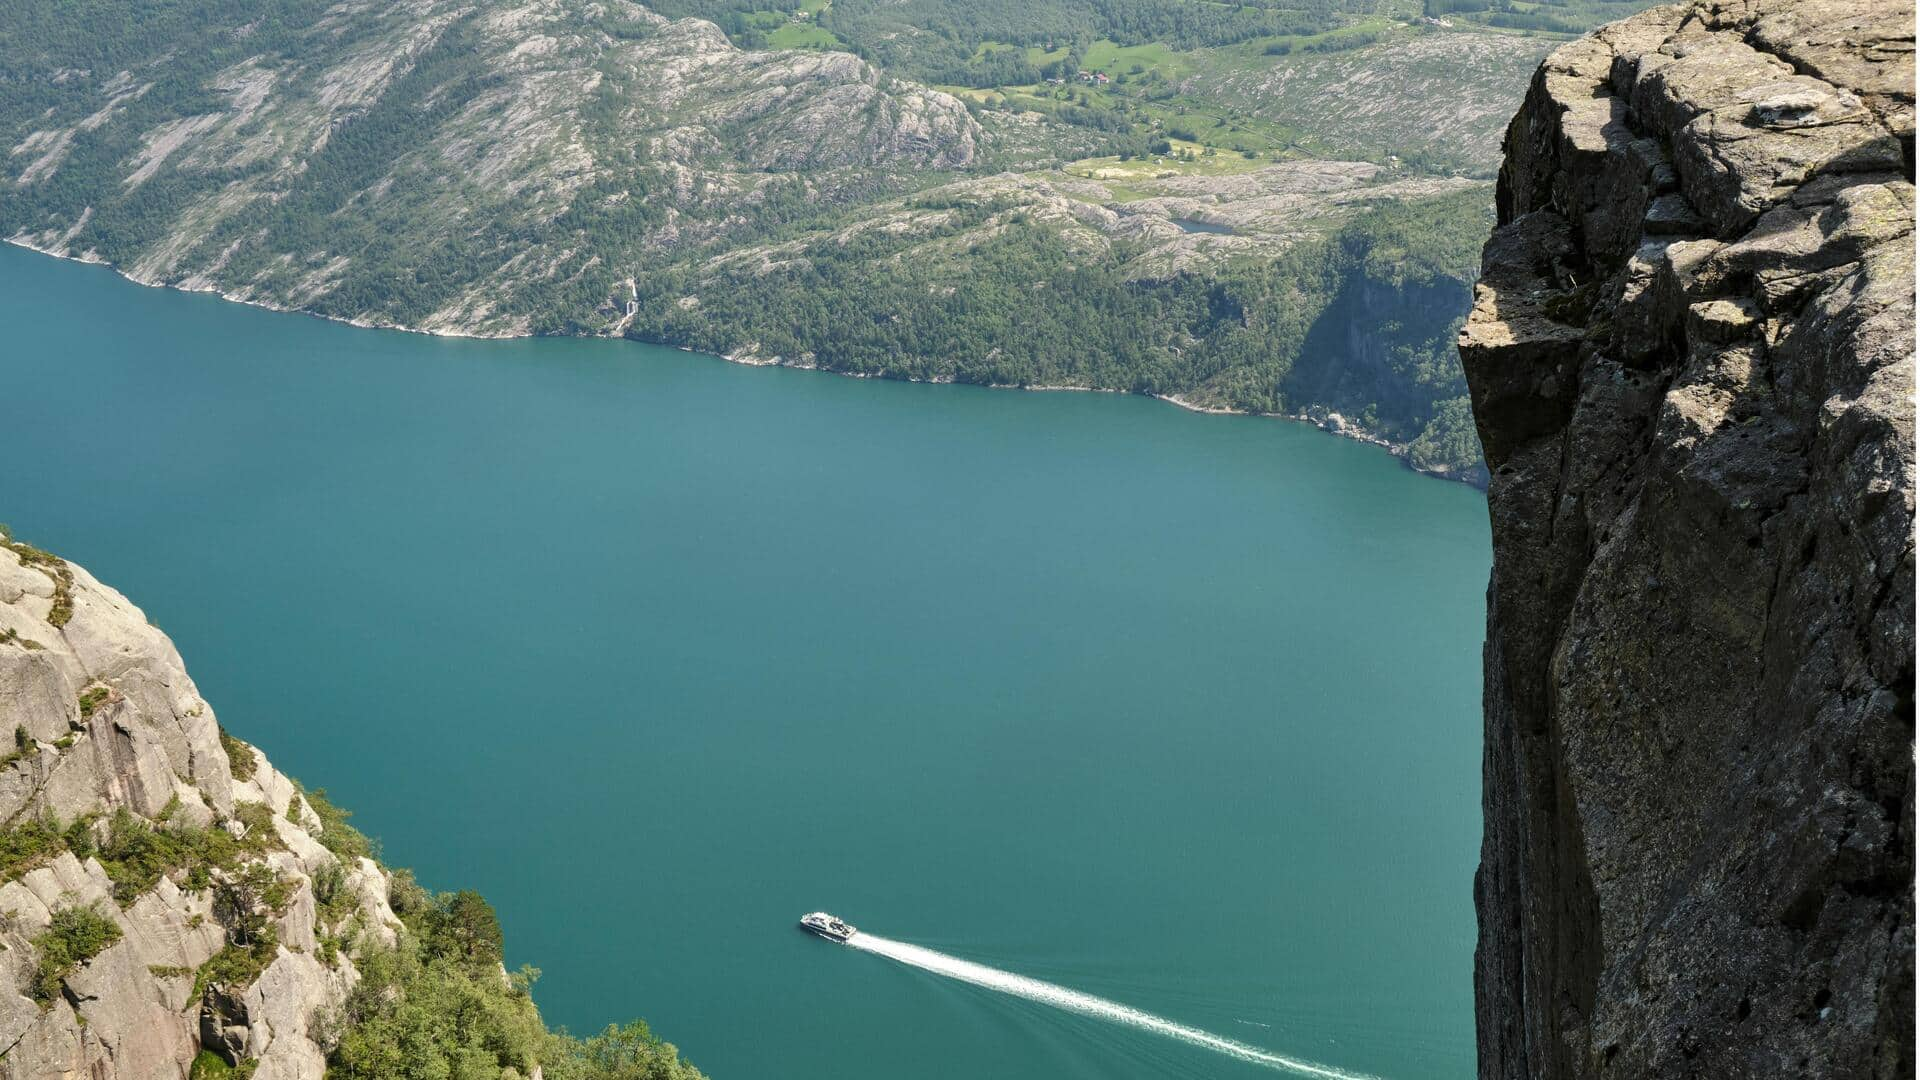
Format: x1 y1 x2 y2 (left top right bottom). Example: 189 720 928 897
721 349 1486 488
6 237 1486 489
5 236 520 342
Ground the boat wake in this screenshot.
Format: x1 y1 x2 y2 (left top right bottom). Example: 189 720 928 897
844 932 1380 1080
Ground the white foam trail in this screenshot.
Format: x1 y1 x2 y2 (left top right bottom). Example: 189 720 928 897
846 933 1380 1080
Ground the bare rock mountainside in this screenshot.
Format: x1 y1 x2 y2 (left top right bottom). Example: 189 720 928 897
4 0 982 336
0 535 393 1076
1460 0 1915 1076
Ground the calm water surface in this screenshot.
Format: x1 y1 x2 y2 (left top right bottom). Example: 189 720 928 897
0 244 1488 1080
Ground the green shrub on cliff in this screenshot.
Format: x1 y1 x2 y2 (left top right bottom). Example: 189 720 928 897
92 806 283 900
298 784 375 861
197 862 296 1000
0 801 288 900
77 686 111 718
546 1022 710 1080
0 818 71 885
188 1050 258 1079
218 725 256 781
324 885 705 1080
30 904 122 1004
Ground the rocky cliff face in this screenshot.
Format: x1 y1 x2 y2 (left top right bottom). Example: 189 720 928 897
0 534 400 1078
1460 1 1914 1076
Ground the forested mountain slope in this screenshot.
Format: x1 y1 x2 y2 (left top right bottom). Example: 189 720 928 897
4 0 1650 478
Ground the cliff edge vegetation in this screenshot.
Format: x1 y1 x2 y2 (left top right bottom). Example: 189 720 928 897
0 525 704 1080
1460 0 1914 1075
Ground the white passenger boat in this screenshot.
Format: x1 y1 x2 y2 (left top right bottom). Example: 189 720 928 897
799 912 857 943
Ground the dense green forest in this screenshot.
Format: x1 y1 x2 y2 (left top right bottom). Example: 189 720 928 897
631 187 1490 470
648 0 1371 79
1420 0 1652 34
818 0 1366 83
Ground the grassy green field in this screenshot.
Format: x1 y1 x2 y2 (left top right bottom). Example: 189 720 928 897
767 20 843 47
1061 141 1285 200
948 76 1315 162
1082 40 1191 75
1022 43 1074 66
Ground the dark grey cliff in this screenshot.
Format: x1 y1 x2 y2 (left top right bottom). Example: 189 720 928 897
1459 1 1915 1077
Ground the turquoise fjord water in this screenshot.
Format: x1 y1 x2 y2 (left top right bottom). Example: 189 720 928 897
0 243 1489 1080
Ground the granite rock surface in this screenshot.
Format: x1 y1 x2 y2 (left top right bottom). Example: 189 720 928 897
0 537 401 1078
1461 2 1915 1076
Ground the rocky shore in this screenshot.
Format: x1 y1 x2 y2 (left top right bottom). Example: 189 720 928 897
8 233 1487 488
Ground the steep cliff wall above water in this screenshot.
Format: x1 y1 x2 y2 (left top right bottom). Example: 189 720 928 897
1460 1 1914 1077
0 531 400 1077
